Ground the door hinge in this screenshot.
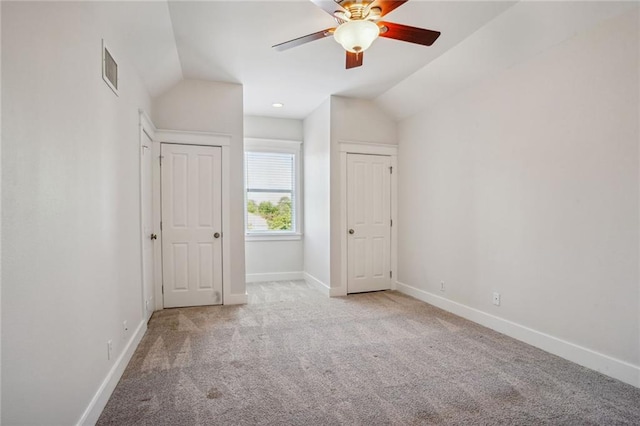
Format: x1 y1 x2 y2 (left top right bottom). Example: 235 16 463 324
390 271 393 279
160 221 163 231
390 219 393 227
389 166 393 174
161 285 164 295
159 155 164 166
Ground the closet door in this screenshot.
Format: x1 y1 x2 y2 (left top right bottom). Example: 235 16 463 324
347 153 392 293
161 143 222 308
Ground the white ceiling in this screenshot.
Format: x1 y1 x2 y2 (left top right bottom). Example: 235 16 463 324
121 0 513 118
113 1 636 121
376 0 639 120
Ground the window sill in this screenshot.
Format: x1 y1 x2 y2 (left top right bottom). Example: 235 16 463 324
245 233 303 242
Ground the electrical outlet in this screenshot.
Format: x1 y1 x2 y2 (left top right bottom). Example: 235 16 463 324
440 281 445 292
145 300 149 313
493 292 501 306
107 340 113 360
123 320 128 333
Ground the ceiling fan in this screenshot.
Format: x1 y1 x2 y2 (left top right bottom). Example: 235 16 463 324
273 0 441 69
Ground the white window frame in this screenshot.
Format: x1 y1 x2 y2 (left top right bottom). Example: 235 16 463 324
244 138 302 241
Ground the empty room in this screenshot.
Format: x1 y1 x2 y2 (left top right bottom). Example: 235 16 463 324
2 0 640 424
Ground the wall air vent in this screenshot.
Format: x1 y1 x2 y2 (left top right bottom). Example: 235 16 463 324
102 40 118 96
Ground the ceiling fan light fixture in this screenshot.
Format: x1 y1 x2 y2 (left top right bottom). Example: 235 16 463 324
333 20 380 53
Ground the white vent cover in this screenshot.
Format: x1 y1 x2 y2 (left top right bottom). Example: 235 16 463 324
102 40 118 96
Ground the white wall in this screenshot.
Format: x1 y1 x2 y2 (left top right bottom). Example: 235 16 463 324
330 96 397 146
2 2 152 424
244 116 304 281
396 10 639 384
329 97 397 291
152 80 246 297
303 100 331 287
245 115 303 141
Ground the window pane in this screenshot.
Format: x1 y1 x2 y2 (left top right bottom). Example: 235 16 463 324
245 151 295 233
246 191 292 231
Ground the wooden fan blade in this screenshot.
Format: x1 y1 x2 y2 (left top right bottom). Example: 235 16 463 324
368 0 408 17
378 21 440 46
273 28 334 51
346 51 363 69
309 0 346 17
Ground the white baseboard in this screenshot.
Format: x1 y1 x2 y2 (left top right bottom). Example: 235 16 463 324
303 272 330 296
245 271 304 283
77 319 147 425
395 281 640 388
224 292 248 305
329 286 347 297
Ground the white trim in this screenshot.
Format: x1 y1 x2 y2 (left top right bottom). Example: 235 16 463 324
139 110 156 138
152 130 234 306
245 138 301 150
224 293 248 305
245 233 302 242
339 141 398 294
151 138 163 312
329 286 347 297
156 129 231 146
338 140 398 156
220 145 232 305
303 272 330 296
395 281 640 388
244 137 303 237
77 320 147 425
246 271 304 283
390 155 398 291
139 111 156 322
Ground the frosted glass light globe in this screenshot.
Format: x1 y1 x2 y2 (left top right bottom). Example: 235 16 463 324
333 20 380 53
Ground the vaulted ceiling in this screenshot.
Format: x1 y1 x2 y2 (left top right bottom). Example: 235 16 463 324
111 1 636 120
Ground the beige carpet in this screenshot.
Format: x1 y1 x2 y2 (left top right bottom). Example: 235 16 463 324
98 280 640 425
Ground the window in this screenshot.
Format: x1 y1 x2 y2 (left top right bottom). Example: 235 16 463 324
245 139 301 239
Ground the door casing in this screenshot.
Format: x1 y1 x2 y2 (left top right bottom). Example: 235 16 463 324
148 127 233 309
140 122 155 321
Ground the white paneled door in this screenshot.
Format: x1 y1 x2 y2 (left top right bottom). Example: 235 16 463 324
161 144 223 308
347 153 392 293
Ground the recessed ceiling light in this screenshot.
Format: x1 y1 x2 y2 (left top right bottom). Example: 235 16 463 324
272 102 284 108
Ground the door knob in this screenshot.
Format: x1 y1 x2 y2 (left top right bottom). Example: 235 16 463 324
214 232 221 239
150 233 157 240
348 229 355 235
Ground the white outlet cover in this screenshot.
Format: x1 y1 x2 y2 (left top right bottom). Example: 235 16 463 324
492 292 501 306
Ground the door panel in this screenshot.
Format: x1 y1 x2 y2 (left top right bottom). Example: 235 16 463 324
347 154 391 293
162 144 223 307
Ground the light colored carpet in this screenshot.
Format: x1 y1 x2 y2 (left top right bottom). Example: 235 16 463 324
98 280 640 425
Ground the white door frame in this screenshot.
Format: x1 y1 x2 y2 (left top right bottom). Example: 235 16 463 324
139 110 156 320
339 140 398 296
139 113 233 310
